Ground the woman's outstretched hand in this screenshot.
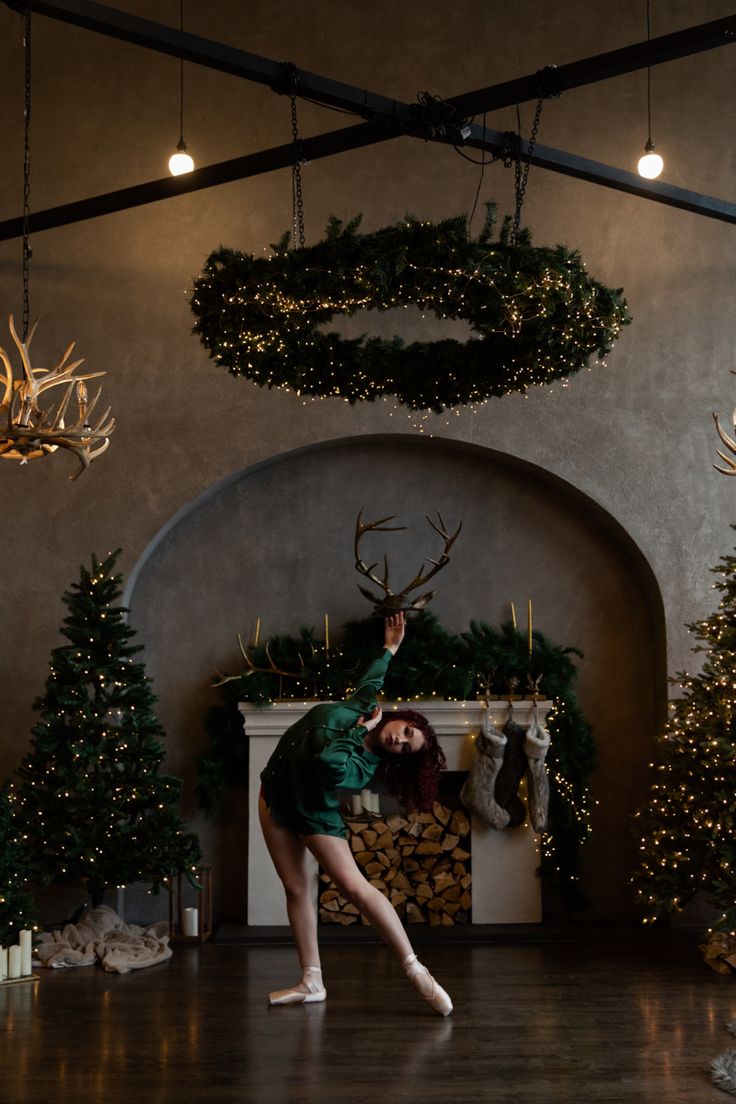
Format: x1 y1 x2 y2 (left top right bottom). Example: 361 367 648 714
384 610 406 654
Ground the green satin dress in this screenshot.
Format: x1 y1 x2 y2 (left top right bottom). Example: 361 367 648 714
259 648 393 837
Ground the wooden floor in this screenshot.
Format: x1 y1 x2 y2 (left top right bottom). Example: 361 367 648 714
2 930 735 1103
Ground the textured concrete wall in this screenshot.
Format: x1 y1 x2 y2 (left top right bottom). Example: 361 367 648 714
0 0 734 924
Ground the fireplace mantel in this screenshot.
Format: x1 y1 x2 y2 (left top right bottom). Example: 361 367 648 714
243 699 552 926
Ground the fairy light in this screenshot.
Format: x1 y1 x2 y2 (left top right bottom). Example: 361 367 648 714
7 550 202 908
191 212 630 411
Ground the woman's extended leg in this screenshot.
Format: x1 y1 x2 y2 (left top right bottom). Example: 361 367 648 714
302 832 453 1015
258 794 325 1004
303 831 413 958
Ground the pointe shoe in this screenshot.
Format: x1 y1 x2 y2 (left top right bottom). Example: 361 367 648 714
268 984 327 1006
403 956 453 1017
268 967 326 1006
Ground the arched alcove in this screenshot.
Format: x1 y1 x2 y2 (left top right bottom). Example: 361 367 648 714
128 435 666 924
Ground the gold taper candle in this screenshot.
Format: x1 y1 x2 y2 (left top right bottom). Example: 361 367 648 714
324 613 330 654
527 599 533 655
253 618 261 647
510 601 517 630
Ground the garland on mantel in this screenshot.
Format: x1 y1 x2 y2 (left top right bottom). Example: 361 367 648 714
190 206 631 412
198 613 597 912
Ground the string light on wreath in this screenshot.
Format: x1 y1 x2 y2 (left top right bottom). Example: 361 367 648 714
191 205 631 412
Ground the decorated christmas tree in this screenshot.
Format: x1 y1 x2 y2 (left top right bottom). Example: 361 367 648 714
13 551 201 908
0 782 37 944
632 544 736 932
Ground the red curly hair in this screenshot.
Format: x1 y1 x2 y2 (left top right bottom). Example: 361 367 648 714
373 709 447 811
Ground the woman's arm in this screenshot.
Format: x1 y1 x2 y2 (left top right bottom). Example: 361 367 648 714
348 612 406 708
314 725 378 789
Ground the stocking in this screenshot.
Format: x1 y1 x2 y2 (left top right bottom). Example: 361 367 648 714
494 708 528 828
460 709 510 830
524 704 551 832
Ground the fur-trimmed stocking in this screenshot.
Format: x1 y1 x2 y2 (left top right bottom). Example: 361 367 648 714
524 707 551 832
460 710 510 830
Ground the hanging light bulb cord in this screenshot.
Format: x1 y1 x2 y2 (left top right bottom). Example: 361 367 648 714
646 0 653 147
22 0 32 342
178 0 185 146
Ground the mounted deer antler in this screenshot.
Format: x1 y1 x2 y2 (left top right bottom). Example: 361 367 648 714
0 314 114 479
713 406 736 475
354 508 462 614
212 633 304 687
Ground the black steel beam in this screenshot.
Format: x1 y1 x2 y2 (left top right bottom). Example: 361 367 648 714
7 0 736 121
2 115 735 243
446 16 736 116
0 0 734 238
462 125 736 223
0 122 389 240
6 0 417 124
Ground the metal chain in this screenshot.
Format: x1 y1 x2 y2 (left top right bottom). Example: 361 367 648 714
512 91 544 246
286 64 305 249
22 1 32 341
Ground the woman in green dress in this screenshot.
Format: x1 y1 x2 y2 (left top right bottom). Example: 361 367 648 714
259 611 453 1016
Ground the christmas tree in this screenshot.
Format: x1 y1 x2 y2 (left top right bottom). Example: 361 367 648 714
14 551 202 907
0 782 37 944
631 544 736 932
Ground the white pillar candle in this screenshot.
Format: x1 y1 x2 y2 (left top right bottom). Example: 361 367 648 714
350 794 362 815
183 907 199 937
371 791 381 815
361 789 371 813
19 930 32 976
0 946 7 981
8 945 21 979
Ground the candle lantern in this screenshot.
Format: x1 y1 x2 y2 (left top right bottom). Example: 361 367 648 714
167 865 213 944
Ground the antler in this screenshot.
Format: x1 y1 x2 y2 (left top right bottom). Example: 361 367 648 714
713 409 736 475
0 315 114 477
212 633 304 687
354 509 406 605
354 509 462 613
399 512 463 599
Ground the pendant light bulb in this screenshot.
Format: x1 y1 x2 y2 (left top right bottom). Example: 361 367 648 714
169 137 194 176
637 139 663 180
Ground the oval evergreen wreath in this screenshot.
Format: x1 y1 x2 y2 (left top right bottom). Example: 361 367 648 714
191 205 631 412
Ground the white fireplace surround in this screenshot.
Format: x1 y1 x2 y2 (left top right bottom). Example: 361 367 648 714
243 699 552 926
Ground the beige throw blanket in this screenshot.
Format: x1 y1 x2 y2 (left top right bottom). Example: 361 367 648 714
35 904 172 974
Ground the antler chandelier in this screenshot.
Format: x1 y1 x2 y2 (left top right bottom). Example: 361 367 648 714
1 3 114 479
0 315 114 479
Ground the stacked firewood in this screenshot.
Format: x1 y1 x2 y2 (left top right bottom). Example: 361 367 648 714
319 801 471 926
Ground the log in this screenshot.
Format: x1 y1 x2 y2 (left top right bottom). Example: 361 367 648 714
416 840 442 855
433 801 451 826
321 794 472 928
450 810 471 837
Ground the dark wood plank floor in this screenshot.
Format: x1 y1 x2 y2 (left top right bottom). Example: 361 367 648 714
2 933 735 1103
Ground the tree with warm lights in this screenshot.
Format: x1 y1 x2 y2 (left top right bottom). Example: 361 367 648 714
0 782 36 944
13 551 201 908
631 546 736 932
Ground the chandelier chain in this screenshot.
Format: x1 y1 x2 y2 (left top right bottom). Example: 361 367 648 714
22 1 32 342
512 91 544 247
286 64 305 249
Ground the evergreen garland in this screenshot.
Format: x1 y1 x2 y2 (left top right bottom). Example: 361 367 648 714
190 208 631 412
198 612 596 911
631 539 736 933
14 551 202 908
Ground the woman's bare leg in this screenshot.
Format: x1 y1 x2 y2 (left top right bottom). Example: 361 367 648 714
259 794 320 971
302 832 414 960
303 832 453 1015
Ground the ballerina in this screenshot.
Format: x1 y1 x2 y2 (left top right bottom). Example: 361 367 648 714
259 611 452 1015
